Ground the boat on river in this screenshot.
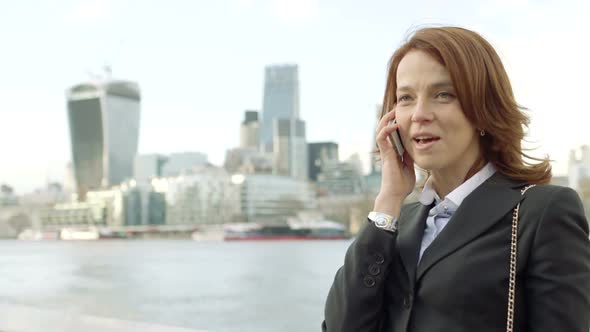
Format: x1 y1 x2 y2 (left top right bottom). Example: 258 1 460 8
223 219 347 241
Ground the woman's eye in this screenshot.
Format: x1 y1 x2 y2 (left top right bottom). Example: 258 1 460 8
436 92 455 100
397 95 411 103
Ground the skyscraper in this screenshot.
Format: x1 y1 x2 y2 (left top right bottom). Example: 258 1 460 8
240 110 260 149
308 142 339 182
66 80 141 200
260 65 300 153
274 118 308 181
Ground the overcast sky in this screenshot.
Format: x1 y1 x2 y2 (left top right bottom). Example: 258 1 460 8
1 0 588 193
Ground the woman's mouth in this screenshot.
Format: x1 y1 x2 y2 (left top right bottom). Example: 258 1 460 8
413 136 440 150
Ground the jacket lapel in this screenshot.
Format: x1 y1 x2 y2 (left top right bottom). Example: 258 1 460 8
415 172 526 282
397 202 431 288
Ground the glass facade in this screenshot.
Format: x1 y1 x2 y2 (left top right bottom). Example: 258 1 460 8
308 142 339 182
273 118 308 180
236 174 316 222
67 97 104 196
260 65 300 153
67 81 141 200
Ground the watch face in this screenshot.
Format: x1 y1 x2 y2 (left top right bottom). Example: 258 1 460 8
375 217 388 227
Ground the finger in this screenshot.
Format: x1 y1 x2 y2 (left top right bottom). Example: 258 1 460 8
376 120 401 152
376 108 396 133
375 108 397 135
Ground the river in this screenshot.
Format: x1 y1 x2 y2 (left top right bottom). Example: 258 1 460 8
0 239 353 332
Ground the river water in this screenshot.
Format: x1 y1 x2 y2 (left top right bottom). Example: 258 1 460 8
0 239 353 332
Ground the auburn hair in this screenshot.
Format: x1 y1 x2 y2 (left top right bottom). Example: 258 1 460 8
377 26 551 184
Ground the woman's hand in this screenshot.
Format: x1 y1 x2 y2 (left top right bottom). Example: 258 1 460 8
373 108 416 217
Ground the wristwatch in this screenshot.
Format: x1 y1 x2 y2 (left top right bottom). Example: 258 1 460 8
368 211 398 233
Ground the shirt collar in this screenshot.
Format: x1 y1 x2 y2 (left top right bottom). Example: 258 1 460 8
419 162 497 207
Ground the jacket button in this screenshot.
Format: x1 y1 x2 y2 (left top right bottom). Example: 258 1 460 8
374 253 385 264
368 264 380 276
403 294 412 309
363 276 376 288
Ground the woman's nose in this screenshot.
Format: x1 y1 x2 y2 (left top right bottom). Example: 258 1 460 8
411 99 434 123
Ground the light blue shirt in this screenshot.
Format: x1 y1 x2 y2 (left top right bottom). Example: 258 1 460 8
418 162 497 262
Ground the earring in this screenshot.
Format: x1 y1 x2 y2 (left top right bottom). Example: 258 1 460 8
480 129 485 137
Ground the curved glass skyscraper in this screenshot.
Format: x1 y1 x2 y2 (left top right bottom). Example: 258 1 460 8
66 81 141 200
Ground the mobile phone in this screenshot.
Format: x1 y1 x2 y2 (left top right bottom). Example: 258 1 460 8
388 119 405 161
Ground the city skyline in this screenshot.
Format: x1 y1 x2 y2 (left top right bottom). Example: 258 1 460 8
1 0 589 193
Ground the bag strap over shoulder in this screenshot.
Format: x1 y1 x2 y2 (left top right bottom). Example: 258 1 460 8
506 184 536 332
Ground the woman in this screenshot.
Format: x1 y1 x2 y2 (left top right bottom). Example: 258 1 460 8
322 27 590 332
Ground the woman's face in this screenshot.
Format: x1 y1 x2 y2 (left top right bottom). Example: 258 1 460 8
395 50 481 175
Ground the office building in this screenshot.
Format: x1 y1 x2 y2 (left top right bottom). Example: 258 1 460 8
134 154 168 184
240 110 260 149
317 160 366 196
308 142 339 182
231 173 316 223
66 80 141 200
260 65 300 153
157 165 239 225
224 147 273 174
273 118 308 181
120 180 166 226
39 188 123 228
0 184 17 206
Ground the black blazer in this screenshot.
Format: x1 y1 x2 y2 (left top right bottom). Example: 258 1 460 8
322 173 590 332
